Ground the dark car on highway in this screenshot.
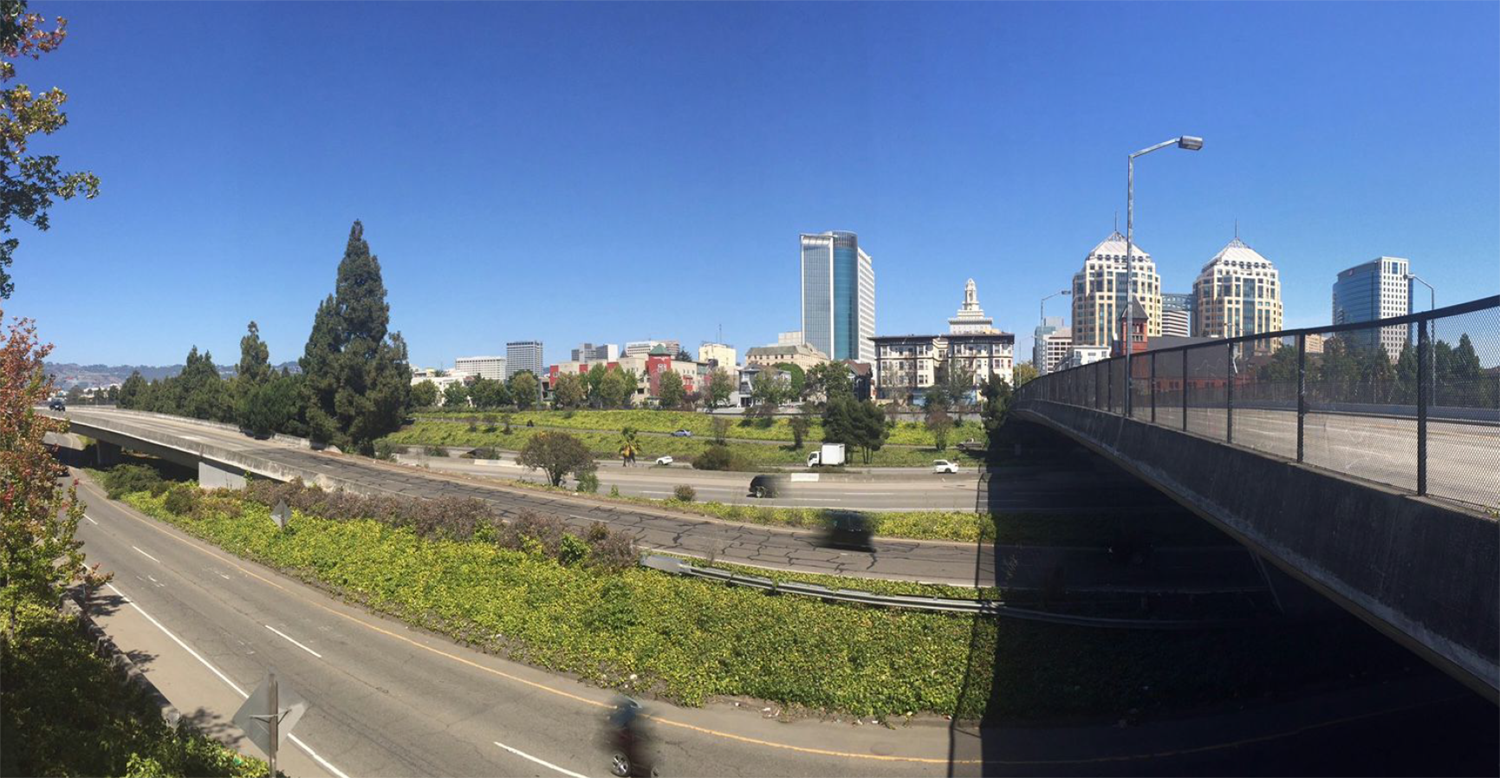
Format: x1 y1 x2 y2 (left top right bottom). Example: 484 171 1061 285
747 474 785 498
48 399 65 411
820 510 874 552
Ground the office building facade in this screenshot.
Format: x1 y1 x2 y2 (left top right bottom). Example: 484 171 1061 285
1332 257 1411 360
872 332 1014 403
801 231 876 363
570 343 619 363
697 342 736 369
1192 238 1283 345
454 356 506 382
1071 231 1162 349
505 340 544 379
1034 319 1072 376
777 331 804 346
1161 292 1194 338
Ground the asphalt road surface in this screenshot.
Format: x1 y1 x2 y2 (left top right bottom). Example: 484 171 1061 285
60 408 1262 590
76 474 1499 778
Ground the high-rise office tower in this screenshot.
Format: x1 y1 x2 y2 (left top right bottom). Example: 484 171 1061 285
1070 231 1162 348
1161 292 1194 338
1192 238 1283 343
505 340 544 379
1332 257 1411 360
801 231 875 362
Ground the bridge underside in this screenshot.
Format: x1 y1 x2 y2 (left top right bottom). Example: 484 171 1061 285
1015 401 1499 701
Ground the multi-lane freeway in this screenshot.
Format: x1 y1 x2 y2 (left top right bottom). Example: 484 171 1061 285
57 408 1262 590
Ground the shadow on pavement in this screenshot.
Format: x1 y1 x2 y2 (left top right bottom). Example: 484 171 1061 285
947 420 1499 777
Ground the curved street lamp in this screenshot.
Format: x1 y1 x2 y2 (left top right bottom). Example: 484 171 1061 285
1124 135 1204 416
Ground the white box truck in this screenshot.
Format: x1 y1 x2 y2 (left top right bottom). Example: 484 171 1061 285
807 443 846 467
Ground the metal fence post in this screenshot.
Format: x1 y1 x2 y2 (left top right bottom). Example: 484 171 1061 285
1417 318 1429 496
1226 340 1234 444
1106 360 1113 413
1150 351 1157 423
1182 348 1189 431
1296 333 1306 463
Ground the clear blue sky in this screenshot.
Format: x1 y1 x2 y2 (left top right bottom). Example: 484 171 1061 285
10 1 1498 367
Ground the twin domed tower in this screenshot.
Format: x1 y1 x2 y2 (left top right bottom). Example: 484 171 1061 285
1070 230 1282 349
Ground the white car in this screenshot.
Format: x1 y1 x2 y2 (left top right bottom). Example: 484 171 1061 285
932 460 959 474
655 455 674 466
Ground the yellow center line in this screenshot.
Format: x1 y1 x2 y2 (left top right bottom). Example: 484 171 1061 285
86 480 1463 766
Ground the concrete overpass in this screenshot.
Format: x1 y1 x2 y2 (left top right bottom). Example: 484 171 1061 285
1013 298 1500 700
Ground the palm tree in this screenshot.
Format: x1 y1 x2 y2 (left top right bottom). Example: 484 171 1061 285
618 426 642 467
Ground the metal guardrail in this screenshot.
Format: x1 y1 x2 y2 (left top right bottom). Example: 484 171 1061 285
1017 295 1500 508
640 555 1256 630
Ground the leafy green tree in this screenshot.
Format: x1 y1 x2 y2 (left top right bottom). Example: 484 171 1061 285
1 313 102 635
234 321 276 429
0 1 100 300
597 367 636 409
805 361 852 405
117 370 145 409
410 380 438 409
552 372 586 409
518 431 596 487
177 347 230 422
240 375 299 437
442 381 469 409
822 397 887 464
585 362 608 407
468 377 509 409
926 405 953 451
705 368 735 409
64 383 82 405
774 362 806 399
1257 344 1300 384
711 416 730 445
298 221 412 453
508 370 539 411
1011 361 1039 388
788 412 811 450
656 370 685 410
979 372 1013 446
750 369 785 409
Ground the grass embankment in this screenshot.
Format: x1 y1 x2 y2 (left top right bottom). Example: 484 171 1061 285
118 487 972 718
415 408 987 447
0 599 267 777
383 421 984 468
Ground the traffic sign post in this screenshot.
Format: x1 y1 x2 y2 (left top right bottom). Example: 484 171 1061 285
232 672 306 776
271 500 291 530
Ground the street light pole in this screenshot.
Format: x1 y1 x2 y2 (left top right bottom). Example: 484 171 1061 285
1124 135 1203 417
1040 289 1071 326
1407 273 1436 400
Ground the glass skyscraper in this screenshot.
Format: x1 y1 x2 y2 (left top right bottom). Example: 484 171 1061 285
801 231 875 362
1332 257 1410 360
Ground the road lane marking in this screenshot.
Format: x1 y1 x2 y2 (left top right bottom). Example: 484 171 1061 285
266 624 324 658
131 545 161 564
85 515 98 525
99 579 349 778
492 741 589 778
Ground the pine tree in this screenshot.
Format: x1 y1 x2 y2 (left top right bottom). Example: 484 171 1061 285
298 221 411 453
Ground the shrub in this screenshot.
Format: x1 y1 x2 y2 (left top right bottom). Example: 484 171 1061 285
576 471 599 494
691 444 736 471
469 446 500 460
374 439 397 461
672 485 696 503
589 531 638 571
586 521 611 543
482 414 498 432
559 534 590 566
467 418 478 432
103 465 164 499
608 485 620 497
162 485 199 517
424 445 450 457
503 510 567 557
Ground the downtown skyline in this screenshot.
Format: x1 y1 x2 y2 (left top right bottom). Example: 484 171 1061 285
6 2 1497 368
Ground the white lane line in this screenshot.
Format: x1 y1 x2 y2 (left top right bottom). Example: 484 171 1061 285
147 575 159 583
265 624 324 658
492 740 590 778
131 545 161 564
104 581 246 696
85 515 99 525
101 581 349 778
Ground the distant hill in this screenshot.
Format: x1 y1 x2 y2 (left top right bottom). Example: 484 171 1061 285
44 361 301 389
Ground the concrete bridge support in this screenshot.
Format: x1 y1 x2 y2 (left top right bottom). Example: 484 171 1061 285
198 460 247 490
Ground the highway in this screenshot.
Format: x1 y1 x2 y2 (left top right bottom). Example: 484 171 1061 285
58 408 1261 591
396 451 983 512
74 475 953 777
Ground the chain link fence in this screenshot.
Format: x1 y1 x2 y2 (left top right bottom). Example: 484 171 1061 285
1018 295 1499 510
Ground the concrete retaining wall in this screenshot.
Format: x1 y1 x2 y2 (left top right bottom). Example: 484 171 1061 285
1016 400 1499 698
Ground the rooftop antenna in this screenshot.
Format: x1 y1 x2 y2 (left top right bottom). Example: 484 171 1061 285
1234 218 1239 240
1113 211 1118 233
